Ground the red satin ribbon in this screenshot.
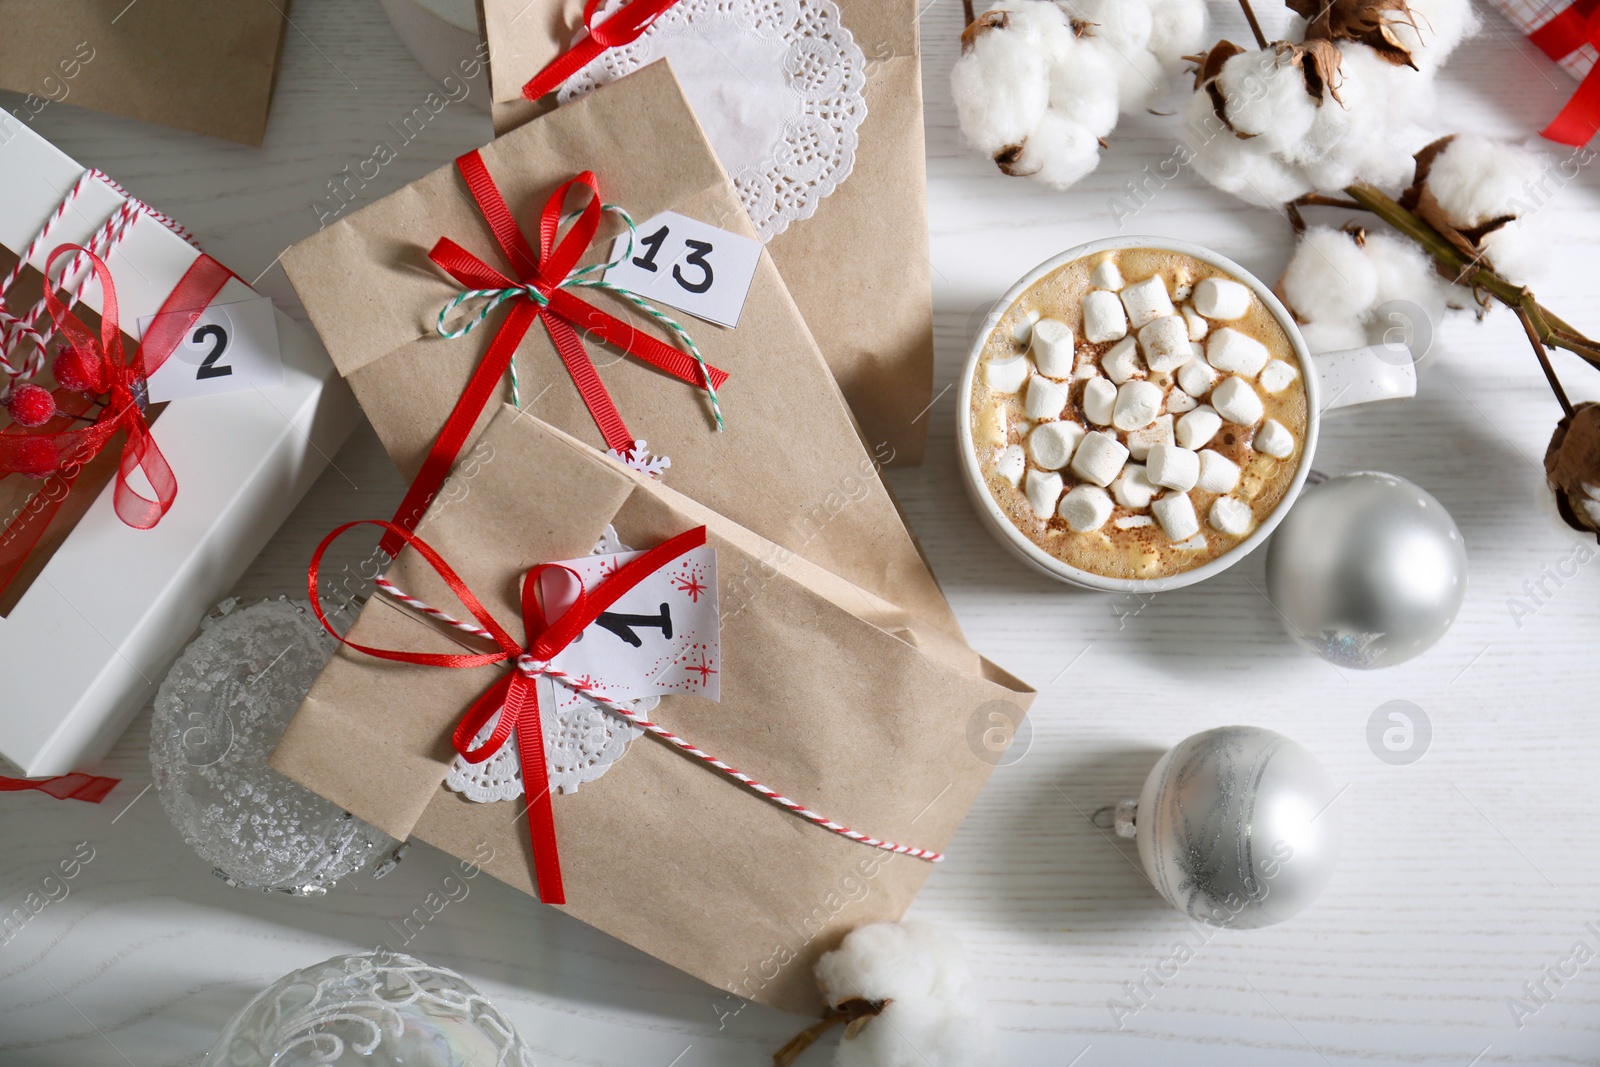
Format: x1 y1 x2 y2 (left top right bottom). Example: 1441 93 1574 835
382 151 728 556
0 246 234 598
1531 0 1600 145
0 772 119 803
521 0 683 101
309 517 708 905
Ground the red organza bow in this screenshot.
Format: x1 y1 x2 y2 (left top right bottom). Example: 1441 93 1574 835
0 245 233 596
382 151 728 559
1532 0 1600 146
309 518 708 905
520 0 683 101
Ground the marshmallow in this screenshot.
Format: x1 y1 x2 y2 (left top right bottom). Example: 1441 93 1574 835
1073 363 1099 380
1147 443 1201 492
1082 376 1117 425
1175 405 1222 450
1209 495 1255 536
1120 276 1175 329
1058 485 1114 532
1112 463 1157 509
1030 318 1075 378
1069 430 1129 487
1254 417 1296 458
1025 469 1063 519
1090 258 1124 291
1206 327 1271 377
1127 413 1174 461
1024 375 1069 421
984 354 1029 394
1028 420 1085 469
1197 449 1241 493
1113 380 1164 431
1192 276 1252 320
1152 492 1201 541
1177 357 1219 398
1138 315 1193 373
1165 389 1198 414
1212 376 1265 426
1259 359 1301 394
1100 337 1141 384
1183 306 1209 341
1174 533 1209 552
993 444 1025 487
1114 514 1154 529
1082 289 1128 343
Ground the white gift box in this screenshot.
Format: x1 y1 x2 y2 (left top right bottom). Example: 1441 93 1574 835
0 118 359 776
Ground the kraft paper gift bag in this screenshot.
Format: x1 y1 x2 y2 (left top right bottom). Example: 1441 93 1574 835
481 0 937 465
271 407 1034 1013
0 0 289 144
280 60 961 640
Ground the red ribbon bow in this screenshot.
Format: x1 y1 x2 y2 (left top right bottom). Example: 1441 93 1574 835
309 518 708 905
1531 0 1600 146
383 151 728 558
521 0 683 101
0 772 119 803
0 245 234 597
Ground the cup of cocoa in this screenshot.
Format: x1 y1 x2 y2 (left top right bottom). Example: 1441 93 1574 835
957 237 1417 592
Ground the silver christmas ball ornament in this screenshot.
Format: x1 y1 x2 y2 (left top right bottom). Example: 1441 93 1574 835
151 598 401 894
1115 726 1341 929
1265 471 1466 669
206 950 538 1066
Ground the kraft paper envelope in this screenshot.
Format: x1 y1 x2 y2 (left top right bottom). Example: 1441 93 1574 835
280 60 961 640
0 0 289 145
482 0 937 465
272 407 1034 1013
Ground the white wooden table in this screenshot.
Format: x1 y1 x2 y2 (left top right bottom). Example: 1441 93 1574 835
3 2 1599 1064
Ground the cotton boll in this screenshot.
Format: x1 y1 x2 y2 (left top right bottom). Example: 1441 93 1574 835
1281 226 1380 324
1049 33 1123 138
1480 216 1547 284
834 999 996 1067
1217 47 1317 153
1144 0 1209 70
1290 43 1434 191
1298 317 1367 353
817 922 972 1006
1062 0 1154 54
1387 0 1481 73
1083 35 1167 113
1012 110 1104 188
1186 91 1314 207
993 0 1078 47
951 14 1052 156
1362 231 1448 323
1426 134 1549 227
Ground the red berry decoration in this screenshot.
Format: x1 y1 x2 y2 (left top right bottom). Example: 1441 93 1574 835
52 344 104 395
9 436 58 478
6 383 57 428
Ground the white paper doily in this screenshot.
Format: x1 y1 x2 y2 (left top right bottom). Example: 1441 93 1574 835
444 526 652 802
559 0 868 242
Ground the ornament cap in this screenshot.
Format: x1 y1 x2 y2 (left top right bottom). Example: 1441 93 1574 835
1113 798 1138 839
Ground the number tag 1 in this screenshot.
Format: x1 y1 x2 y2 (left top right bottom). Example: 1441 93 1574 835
140 294 284 403
603 210 762 329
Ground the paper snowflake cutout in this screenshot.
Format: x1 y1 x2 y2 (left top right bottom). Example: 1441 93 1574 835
608 440 671 479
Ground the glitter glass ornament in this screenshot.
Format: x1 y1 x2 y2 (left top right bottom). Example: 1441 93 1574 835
1265 471 1467 669
151 598 399 894
1116 725 1341 929
206 950 538 1067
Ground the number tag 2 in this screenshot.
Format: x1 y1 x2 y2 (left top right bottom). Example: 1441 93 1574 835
139 294 284 403
602 211 762 329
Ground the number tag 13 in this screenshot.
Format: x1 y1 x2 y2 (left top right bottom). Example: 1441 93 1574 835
603 211 762 329
140 294 284 403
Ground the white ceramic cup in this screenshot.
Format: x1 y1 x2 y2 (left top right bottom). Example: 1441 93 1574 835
956 236 1417 593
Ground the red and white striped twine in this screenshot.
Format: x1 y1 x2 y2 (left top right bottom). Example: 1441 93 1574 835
374 575 945 863
0 169 199 385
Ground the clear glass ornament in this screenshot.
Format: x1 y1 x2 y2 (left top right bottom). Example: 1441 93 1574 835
206 950 537 1067
151 598 401 895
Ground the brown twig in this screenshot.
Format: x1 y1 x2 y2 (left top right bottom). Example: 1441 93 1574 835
1285 201 1307 235
962 0 976 27
1516 302 1574 417
1293 193 1369 212
1237 0 1271 48
773 1000 888 1067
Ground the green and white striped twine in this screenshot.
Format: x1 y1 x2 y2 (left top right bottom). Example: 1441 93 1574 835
434 204 724 432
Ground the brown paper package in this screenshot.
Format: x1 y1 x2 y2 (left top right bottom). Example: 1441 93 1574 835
0 0 288 145
271 407 1034 1013
281 61 961 641
481 0 936 466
